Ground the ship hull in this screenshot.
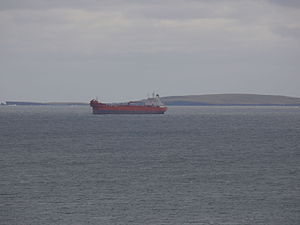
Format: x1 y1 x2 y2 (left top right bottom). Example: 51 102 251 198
90 99 167 114
93 109 165 114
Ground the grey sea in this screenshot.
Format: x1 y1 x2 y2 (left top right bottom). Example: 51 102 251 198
0 106 299 225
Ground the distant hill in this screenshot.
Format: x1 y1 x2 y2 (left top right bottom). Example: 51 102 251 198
160 94 300 106
4 94 300 107
5 101 88 106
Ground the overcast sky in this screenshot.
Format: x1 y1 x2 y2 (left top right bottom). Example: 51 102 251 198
1 0 300 102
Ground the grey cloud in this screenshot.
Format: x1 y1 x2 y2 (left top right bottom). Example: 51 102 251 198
0 0 169 11
0 0 103 11
129 2 236 20
1 0 300 101
2 0 300 11
268 0 300 8
272 26 300 39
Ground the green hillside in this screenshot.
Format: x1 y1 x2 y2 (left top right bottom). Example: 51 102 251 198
160 94 300 106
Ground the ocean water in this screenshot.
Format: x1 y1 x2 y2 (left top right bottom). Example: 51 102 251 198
0 106 299 225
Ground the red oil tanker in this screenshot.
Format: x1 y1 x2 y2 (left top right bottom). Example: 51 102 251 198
90 94 168 114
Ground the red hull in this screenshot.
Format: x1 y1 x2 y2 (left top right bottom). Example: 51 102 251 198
90 100 167 114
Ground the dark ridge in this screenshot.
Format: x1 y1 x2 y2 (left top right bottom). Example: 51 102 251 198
5 101 88 106
160 94 300 106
